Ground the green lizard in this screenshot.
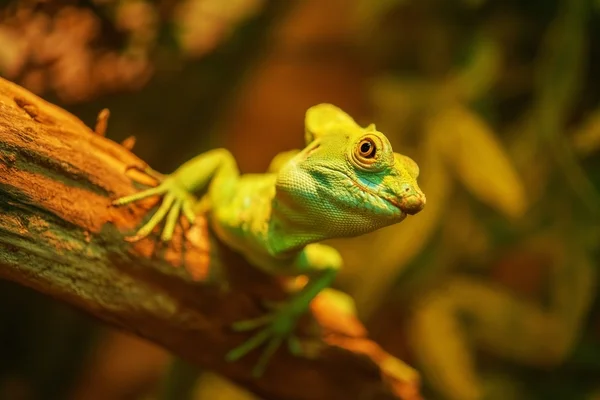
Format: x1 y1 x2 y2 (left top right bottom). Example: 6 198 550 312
112 103 426 376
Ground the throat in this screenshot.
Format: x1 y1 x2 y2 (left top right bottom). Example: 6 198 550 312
267 197 328 256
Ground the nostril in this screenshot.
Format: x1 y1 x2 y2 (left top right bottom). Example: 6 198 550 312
405 187 410 192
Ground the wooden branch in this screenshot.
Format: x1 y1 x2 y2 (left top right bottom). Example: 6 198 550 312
0 77 421 400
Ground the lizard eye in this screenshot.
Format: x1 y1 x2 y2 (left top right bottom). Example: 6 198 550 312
358 139 376 158
349 133 392 171
357 138 377 159
351 134 385 170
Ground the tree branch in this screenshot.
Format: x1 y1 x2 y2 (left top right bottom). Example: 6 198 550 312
0 77 421 400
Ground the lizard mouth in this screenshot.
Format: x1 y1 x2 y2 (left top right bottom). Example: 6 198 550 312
379 195 404 212
346 176 420 218
377 195 409 221
321 166 406 217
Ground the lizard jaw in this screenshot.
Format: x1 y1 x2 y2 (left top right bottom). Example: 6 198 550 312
350 179 407 221
378 196 408 221
315 165 408 221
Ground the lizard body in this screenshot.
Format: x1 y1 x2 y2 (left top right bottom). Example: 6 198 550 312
113 103 426 376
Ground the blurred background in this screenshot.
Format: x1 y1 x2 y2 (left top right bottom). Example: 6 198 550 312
0 0 599 399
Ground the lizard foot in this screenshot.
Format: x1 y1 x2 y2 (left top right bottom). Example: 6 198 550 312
226 303 304 378
112 172 197 242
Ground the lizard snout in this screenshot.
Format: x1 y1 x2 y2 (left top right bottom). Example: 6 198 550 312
398 183 426 215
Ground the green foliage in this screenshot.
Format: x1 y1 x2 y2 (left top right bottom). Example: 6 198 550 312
345 0 600 399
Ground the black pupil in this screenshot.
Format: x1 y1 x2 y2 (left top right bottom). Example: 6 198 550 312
360 141 373 155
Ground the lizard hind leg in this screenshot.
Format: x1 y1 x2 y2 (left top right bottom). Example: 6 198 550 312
225 303 305 378
225 244 341 377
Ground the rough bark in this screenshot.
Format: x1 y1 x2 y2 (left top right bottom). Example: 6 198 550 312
0 77 421 400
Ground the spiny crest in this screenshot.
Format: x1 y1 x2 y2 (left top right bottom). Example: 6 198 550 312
304 103 368 145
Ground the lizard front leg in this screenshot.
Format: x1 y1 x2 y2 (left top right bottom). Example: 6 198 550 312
113 149 239 241
226 243 342 377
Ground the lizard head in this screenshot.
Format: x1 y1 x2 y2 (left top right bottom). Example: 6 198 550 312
275 104 426 238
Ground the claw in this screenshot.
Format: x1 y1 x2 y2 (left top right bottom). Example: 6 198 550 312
226 305 305 377
253 336 283 378
125 193 174 241
231 315 272 332
161 198 182 241
287 336 302 356
182 200 196 224
112 185 167 206
226 329 272 363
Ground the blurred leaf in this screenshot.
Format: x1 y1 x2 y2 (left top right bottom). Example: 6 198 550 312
449 233 595 367
535 0 586 121
371 33 501 140
572 108 600 158
479 372 528 400
454 35 502 101
588 387 600 400
431 104 527 219
158 357 200 400
369 76 434 141
194 372 258 400
505 113 552 207
407 285 483 400
173 0 267 58
462 0 487 8
533 0 600 216
0 27 25 78
441 195 491 262
352 0 410 33
551 235 597 343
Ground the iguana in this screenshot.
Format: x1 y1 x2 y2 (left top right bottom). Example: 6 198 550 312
112 103 426 376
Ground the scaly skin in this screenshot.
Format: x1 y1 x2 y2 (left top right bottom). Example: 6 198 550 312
113 104 426 377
